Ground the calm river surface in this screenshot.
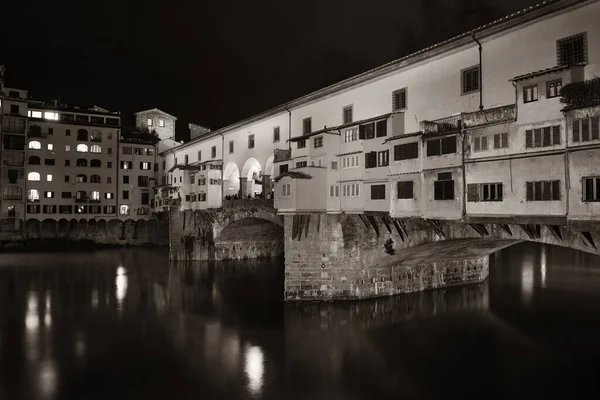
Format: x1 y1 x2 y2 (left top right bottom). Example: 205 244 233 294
1 242 600 400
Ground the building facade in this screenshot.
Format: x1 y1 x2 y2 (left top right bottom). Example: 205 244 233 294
161 0 600 228
24 102 121 220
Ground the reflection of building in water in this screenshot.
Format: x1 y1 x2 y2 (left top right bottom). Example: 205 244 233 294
521 254 534 305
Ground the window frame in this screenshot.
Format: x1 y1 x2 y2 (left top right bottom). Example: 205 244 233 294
342 105 353 124
523 84 539 103
392 88 407 111
546 79 562 99
461 65 480 95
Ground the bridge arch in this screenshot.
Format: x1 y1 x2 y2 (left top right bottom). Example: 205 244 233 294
223 162 240 198
241 157 262 197
214 214 284 260
264 155 274 177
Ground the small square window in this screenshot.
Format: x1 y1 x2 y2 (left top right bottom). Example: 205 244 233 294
462 66 480 94
524 85 539 103
66 129 71 136
47 144 54 151
147 118 153 126
159 119 165 127
47 174 53 182
392 88 407 111
343 106 353 124
273 127 280 142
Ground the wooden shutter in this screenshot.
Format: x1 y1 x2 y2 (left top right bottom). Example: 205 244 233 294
474 137 481 152
552 126 560 145
359 125 366 140
493 134 500 149
592 117 599 140
394 145 401 161
467 184 479 202
552 180 561 200
543 181 552 201
526 182 534 201
481 135 488 150
502 133 508 148
573 120 580 142
525 130 533 148
534 129 542 147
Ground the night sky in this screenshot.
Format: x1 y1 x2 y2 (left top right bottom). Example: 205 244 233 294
3 0 539 141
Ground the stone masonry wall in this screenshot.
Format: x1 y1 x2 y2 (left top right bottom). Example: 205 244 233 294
0 217 169 249
284 214 600 301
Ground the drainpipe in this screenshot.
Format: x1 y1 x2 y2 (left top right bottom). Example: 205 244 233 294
219 133 224 204
511 81 518 121
284 106 292 150
472 32 483 111
563 111 570 223
461 123 467 219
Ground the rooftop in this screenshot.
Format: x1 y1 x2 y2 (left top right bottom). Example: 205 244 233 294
510 64 584 82
135 108 178 120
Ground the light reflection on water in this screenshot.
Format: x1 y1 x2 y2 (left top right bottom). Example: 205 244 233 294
0 243 599 399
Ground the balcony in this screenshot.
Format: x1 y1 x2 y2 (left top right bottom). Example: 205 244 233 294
74 198 88 203
463 104 517 128
274 148 292 163
561 78 600 111
420 115 462 135
3 150 25 167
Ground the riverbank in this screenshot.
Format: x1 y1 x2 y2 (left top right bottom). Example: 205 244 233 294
0 238 168 253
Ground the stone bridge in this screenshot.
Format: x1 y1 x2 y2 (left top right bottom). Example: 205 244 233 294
169 199 284 261
169 201 600 300
284 214 600 301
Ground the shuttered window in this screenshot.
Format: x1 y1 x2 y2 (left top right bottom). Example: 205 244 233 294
526 180 561 201
396 181 413 199
525 126 560 148
392 88 407 111
428 136 457 156
370 184 386 200
394 142 418 161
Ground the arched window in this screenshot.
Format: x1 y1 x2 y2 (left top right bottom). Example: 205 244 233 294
75 174 87 183
77 129 88 141
119 205 130 215
90 191 100 201
90 159 101 168
91 130 102 142
27 189 40 202
75 191 88 201
3 186 23 200
76 158 88 167
29 125 42 137
76 144 88 153
90 145 102 153
27 172 40 181
90 174 101 183
28 156 40 165
28 141 41 150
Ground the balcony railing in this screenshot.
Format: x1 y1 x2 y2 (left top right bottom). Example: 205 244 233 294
420 115 462 134
74 198 88 203
274 148 292 163
463 104 516 128
561 78 600 110
3 150 25 167
3 195 23 201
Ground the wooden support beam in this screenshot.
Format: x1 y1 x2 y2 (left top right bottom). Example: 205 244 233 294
547 225 563 242
499 224 513 236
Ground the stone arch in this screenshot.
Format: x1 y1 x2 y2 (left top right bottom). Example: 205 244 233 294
107 219 120 239
96 219 107 240
124 219 136 240
135 219 147 242
41 218 57 238
57 219 69 237
88 219 97 236
69 219 79 239
79 219 89 238
264 154 275 177
25 219 41 238
241 157 263 197
214 216 284 260
223 162 240 198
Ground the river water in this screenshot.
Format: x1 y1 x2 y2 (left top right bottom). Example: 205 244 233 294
0 242 599 400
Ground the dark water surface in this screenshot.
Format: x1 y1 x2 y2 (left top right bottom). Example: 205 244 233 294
1 242 600 400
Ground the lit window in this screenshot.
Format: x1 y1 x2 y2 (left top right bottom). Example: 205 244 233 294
120 205 130 215
28 172 41 181
159 119 165 127
46 174 53 182
90 145 102 153
47 144 54 151
31 110 43 118
28 141 41 150
105 193 114 199
44 111 59 120
28 189 40 202
140 162 151 170
147 118 153 126
44 191 54 198
65 145 71 152
90 191 100 201
76 144 88 152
